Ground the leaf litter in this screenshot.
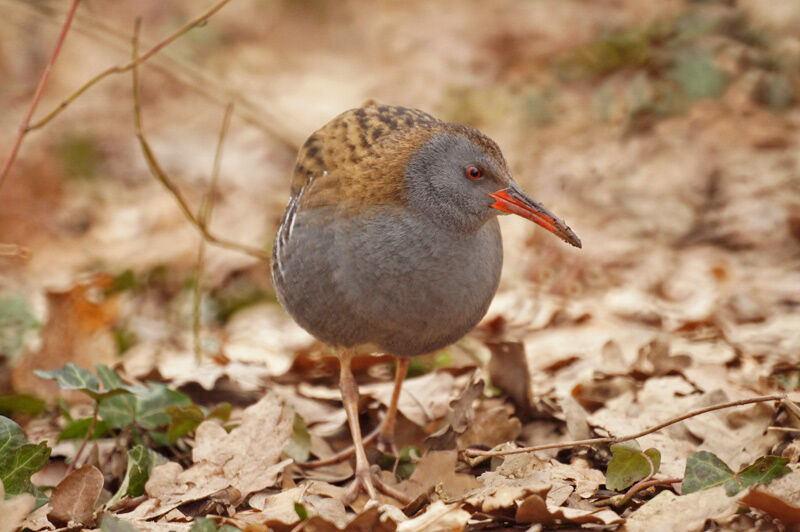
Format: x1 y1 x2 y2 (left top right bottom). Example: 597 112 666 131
3 0 800 530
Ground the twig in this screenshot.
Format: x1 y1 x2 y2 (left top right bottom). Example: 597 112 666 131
26 0 233 133
193 102 234 362
767 426 800 433
67 402 99 475
2 0 300 150
0 0 80 190
463 393 787 458
130 21 269 262
597 478 682 507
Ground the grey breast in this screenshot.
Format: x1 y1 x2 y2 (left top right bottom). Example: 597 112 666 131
272 206 503 357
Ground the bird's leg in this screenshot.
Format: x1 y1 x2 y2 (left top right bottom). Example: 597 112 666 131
302 357 409 468
376 357 410 454
338 349 378 501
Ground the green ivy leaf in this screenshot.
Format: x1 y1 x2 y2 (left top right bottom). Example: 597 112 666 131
190 518 218 532
207 402 232 422
605 440 661 491
106 444 166 508
35 363 141 401
0 394 46 418
724 456 791 496
58 417 110 442
284 414 311 463
294 502 309 521
682 452 790 496
0 416 51 497
166 405 206 443
99 383 191 430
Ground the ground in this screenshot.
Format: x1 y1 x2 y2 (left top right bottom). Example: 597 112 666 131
1 0 800 530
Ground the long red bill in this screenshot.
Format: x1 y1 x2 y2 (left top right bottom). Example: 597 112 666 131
489 186 581 248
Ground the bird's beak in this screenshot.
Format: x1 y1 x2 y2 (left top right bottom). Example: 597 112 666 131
489 184 582 248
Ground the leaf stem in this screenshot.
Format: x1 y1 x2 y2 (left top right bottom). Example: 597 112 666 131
68 402 99 475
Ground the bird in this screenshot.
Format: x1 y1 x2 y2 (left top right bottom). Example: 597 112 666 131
271 102 580 502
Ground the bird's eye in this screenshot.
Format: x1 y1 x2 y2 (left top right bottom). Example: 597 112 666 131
466 166 482 180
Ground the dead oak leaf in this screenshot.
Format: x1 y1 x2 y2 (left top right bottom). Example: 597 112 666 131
123 392 293 520
626 486 739 532
47 464 104 527
0 480 35 532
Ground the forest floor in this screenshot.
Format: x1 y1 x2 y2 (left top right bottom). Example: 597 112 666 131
1 1 800 530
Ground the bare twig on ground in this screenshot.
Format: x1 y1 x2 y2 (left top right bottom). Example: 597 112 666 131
26 0 232 132
2 0 299 150
131 20 269 262
0 0 80 190
193 103 234 361
597 478 683 507
463 393 788 458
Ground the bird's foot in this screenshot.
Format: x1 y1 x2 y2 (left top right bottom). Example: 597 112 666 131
341 465 412 505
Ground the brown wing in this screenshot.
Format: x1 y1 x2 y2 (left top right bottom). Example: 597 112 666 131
288 104 443 211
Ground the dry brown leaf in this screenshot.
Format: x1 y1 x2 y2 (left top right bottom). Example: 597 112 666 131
427 376 483 450
515 493 622 526
487 341 532 413
455 401 521 450
11 282 117 402
0 480 36 532
47 463 104 527
400 451 480 502
625 486 739 532
396 501 469 532
124 391 293 520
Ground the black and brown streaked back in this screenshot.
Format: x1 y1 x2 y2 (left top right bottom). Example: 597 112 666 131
289 103 507 212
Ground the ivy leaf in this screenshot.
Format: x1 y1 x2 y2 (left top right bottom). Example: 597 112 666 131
99 383 191 430
58 417 110 442
682 452 790 496
605 440 661 491
0 394 46 418
294 502 309 521
35 363 141 401
190 518 218 532
166 405 206 443
0 416 51 497
106 444 166 507
682 451 734 495
724 456 791 496
283 414 311 463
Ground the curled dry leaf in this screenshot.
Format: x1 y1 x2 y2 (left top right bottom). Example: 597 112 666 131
0 480 35 532
47 463 105 527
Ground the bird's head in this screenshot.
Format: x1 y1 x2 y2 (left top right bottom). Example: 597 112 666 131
404 126 581 248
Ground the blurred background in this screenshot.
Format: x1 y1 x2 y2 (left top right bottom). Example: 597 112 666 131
1 0 799 421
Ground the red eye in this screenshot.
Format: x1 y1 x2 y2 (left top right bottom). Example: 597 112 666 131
466 166 482 180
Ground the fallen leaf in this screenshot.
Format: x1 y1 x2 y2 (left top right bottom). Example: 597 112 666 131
123 392 293 520
605 440 661 491
626 487 739 532
0 480 35 532
682 451 791 496
396 501 469 532
47 463 104 527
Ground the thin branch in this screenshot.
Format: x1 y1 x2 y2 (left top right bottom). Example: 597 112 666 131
463 393 787 458
26 0 233 133
193 102 234 361
0 0 81 190
130 22 269 262
597 478 682 507
767 426 800 433
2 0 299 150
